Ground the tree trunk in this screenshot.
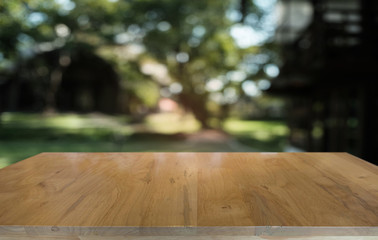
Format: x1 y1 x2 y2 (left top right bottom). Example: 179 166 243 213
178 92 210 129
176 62 211 129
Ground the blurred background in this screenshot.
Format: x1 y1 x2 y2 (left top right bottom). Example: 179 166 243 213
0 0 377 168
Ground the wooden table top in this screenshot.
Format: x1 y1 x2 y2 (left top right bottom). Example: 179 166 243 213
0 152 377 238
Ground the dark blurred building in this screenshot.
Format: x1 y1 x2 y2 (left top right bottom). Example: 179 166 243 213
272 0 378 164
0 47 119 114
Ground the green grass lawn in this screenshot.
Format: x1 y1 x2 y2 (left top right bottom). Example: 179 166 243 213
0 113 289 168
224 119 289 152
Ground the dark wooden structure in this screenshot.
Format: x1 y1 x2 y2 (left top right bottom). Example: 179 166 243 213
271 0 378 164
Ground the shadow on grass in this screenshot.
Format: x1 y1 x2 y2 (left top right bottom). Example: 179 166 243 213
233 135 288 152
0 127 119 141
0 134 241 168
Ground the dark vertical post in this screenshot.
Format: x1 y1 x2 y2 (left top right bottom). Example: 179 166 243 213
360 0 378 164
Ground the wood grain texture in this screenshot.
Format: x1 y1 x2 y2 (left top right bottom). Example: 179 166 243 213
0 152 377 238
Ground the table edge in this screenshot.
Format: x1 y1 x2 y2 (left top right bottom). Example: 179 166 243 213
1 226 377 237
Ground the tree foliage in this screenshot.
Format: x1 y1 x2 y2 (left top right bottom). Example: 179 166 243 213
0 0 276 127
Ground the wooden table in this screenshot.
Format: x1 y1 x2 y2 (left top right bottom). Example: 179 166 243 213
0 152 377 239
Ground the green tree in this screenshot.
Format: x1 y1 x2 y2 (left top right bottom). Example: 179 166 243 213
0 0 275 127
123 0 252 128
